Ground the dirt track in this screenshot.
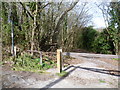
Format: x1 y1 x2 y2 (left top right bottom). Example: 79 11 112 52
2 53 120 88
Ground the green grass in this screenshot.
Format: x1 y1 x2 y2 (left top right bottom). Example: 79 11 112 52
0 61 3 65
99 79 106 83
109 82 113 85
10 53 56 74
12 66 45 74
56 71 68 77
112 58 120 60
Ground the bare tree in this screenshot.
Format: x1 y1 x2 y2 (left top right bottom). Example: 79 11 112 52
52 0 80 43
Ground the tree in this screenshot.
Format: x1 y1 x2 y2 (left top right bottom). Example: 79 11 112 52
96 1 120 55
52 0 80 43
1 1 93 55
108 1 120 55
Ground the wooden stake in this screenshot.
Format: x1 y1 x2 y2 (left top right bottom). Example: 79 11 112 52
14 46 16 57
40 51 42 65
57 49 62 73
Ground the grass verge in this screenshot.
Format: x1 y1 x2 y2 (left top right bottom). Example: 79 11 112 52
99 79 106 83
9 53 56 74
56 71 68 77
112 58 120 60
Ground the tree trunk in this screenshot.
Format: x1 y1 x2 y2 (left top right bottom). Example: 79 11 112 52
31 0 38 56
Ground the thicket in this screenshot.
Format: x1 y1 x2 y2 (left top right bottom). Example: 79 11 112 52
75 26 115 54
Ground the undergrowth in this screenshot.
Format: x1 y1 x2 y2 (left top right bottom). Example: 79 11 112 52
11 53 56 73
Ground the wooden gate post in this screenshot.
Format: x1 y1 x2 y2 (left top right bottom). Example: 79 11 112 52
57 49 62 73
40 51 42 65
14 46 16 57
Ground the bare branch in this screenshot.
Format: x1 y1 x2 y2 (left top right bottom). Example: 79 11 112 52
41 2 52 9
19 2 34 20
54 0 79 33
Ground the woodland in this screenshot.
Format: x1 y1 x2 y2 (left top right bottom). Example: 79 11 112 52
1 1 120 70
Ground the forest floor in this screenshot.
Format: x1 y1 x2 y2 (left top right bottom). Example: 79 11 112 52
2 52 120 88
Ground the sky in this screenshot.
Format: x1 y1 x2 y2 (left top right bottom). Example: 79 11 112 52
87 3 106 28
76 1 111 28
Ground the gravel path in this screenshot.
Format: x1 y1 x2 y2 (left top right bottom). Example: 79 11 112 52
2 53 120 88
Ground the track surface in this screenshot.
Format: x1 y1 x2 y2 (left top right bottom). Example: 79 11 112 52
2 53 119 88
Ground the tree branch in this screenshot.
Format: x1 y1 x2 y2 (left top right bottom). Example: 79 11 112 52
54 0 79 33
19 2 34 20
42 2 52 9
